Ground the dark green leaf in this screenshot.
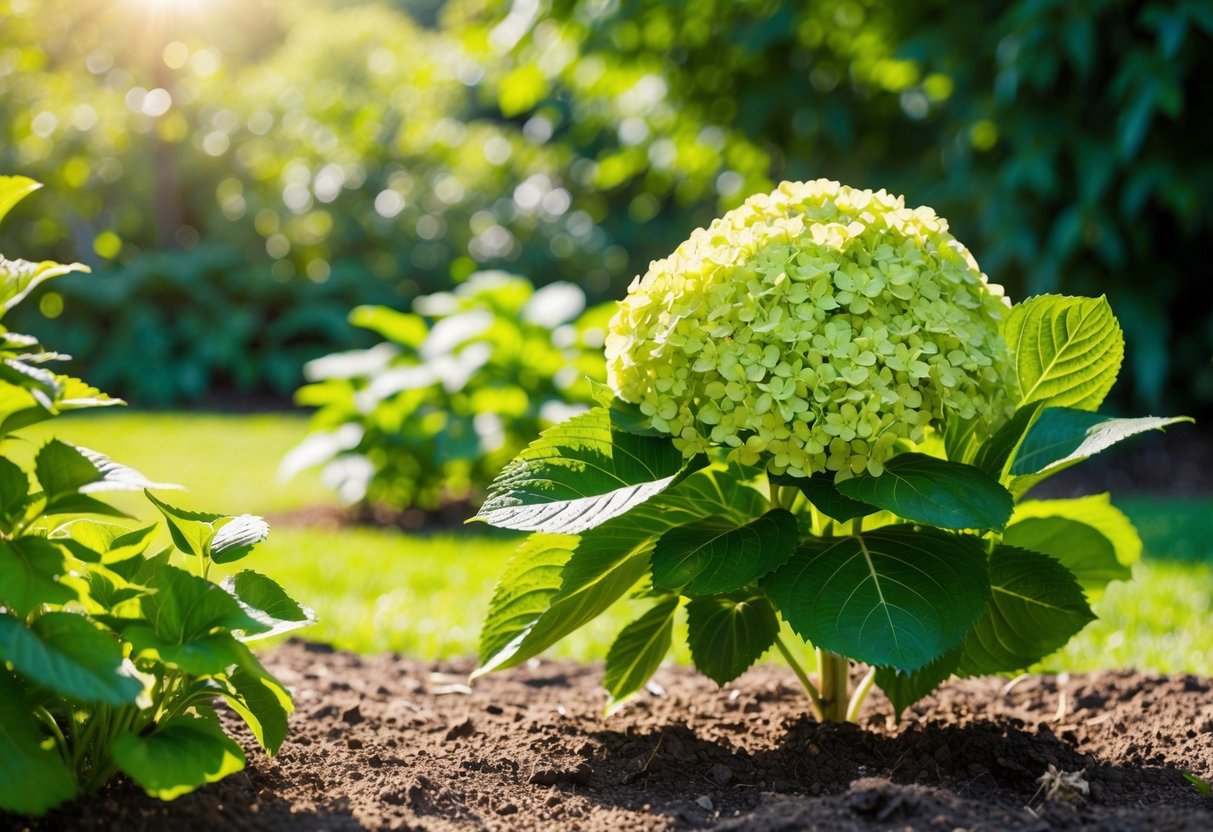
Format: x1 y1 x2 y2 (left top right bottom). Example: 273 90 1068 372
651 509 798 594
113 713 245 800
685 590 780 685
142 563 268 643
1009 407 1192 476
209 515 270 564
836 453 1014 531
973 402 1044 479
0 668 77 816
1004 295 1123 411
771 472 876 523
35 439 102 506
0 456 28 530
603 596 678 711
766 527 989 671
875 647 961 720
958 546 1095 675
0 536 75 615
221 570 314 640
0 612 142 705
476 407 687 534
1003 517 1129 592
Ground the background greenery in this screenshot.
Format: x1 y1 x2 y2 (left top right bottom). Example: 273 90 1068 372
1 0 1209 411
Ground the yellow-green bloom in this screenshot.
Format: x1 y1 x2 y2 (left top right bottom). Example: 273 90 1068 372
605 179 1013 478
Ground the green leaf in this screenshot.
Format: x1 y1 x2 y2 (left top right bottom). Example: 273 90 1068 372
0 257 87 318
771 472 877 523
220 645 292 755
651 509 798 594
145 491 224 559
349 305 428 347
0 612 142 705
60 521 158 565
124 626 244 675
603 596 678 712
836 453 1014 531
35 441 175 516
477 534 573 666
875 647 962 719
766 527 989 671
0 175 41 227
142 563 268 643
221 570 314 640
1003 517 1128 592
0 456 29 530
0 536 75 615
1009 407 1192 476
113 713 245 800
475 407 688 534
958 546 1095 675
209 515 270 564
0 668 77 816
685 590 780 685
1011 494 1141 569
1004 295 1124 410
972 402 1044 480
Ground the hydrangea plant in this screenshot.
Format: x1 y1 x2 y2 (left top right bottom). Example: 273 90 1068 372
472 180 1191 722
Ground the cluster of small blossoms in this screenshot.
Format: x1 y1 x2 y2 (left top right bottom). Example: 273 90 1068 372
604 179 1014 479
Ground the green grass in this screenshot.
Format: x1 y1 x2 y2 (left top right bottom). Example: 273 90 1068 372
10 412 1213 673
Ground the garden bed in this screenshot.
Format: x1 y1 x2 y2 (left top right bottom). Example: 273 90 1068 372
11 639 1211 831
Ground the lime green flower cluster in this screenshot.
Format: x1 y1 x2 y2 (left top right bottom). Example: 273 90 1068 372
605 179 1013 478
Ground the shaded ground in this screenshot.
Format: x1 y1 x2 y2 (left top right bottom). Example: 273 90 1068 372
10 640 1212 831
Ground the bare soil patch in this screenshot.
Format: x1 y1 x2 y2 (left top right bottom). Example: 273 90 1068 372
9 639 1212 831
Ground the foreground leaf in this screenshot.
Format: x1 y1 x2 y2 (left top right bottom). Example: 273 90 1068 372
209 515 270 564
650 509 798 595
875 647 962 719
0 256 87 317
771 472 876 523
1011 494 1141 570
113 713 245 800
1009 407 1192 476
145 492 224 559
1003 517 1128 592
972 402 1044 480
0 536 75 615
603 596 678 712
0 612 142 705
221 570 314 640
766 527 989 671
1004 295 1123 411
958 546 1095 675
476 407 687 534
836 453 1013 531
142 564 268 643
686 590 780 685
477 535 574 666
221 644 293 755
0 669 77 816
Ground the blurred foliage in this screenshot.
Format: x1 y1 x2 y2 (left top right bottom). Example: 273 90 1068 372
284 271 610 510
0 0 1210 411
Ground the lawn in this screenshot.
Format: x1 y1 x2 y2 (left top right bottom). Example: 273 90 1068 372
11 411 1212 674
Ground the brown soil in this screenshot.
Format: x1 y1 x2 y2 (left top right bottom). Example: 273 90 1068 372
9 640 1212 831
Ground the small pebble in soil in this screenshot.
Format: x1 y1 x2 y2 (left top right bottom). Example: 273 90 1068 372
341 705 363 726
696 795 715 811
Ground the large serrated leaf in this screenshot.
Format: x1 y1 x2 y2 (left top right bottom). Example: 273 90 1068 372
651 509 798 595
0 668 78 816
141 563 268 643
477 534 574 665
221 570 314 640
1009 407 1192 476
958 546 1095 675
0 536 75 615
1004 517 1128 592
0 613 142 705
836 453 1014 531
603 596 678 712
686 590 780 685
475 407 687 533
220 643 293 755
766 527 989 671
113 713 245 800
1004 295 1124 410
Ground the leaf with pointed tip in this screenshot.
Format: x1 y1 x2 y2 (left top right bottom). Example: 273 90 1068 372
1004 517 1128 592
113 713 245 800
766 527 989 671
0 612 142 704
836 453 1013 531
124 626 245 675
221 570 314 640
0 537 75 616
651 509 798 595
0 175 41 226
1011 494 1141 570
603 597 678 712
0 668 77 816
0 256 87 318
209 515 270 564
973 402 1045 480
958 546 1095 675
35 441 175 516
1004 295 1124 410
0 357 61 409
477 534 573 666
145 491 224 559
770 472 877 523
59 521 158 565
475 407 687 533
141 563 268 643
1009 407 1192 476
875 647 961 719
686 590 780 685
220 645 293 754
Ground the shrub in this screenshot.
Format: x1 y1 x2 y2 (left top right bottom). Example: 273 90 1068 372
0 177 311 815
472 181 1191 721
283 271 612 512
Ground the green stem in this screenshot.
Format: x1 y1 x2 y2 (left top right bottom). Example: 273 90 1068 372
846 665 877 723
774 635 823 720
817 648 851 722
34 706 71 765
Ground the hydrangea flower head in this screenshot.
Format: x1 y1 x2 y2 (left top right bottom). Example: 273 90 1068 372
605 180 1013 478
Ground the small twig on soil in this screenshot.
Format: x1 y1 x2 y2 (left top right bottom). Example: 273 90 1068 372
1001 673 1030 698
1053 673 1070 722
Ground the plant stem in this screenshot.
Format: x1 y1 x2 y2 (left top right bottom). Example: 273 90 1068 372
846 666 877 723
774 635 824 720
34 706 70 765
817 648 851 722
